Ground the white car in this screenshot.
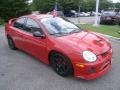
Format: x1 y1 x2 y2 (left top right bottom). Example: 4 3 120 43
79 12 90 17
91 12 101 16
70 10 78 17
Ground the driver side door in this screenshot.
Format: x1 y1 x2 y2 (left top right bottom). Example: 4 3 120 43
21 18 48 63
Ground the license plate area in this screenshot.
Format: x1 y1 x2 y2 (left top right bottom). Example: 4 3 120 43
106 17 111 20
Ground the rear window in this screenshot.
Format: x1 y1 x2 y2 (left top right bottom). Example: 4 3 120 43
103 12 116 16
14 17 26 30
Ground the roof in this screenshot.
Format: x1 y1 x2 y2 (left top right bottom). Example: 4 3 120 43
23 14 53 20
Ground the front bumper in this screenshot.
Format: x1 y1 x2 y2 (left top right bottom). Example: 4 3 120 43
75 62 111 80
73 49 112 80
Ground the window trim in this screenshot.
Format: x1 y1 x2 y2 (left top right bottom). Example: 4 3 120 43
24 17 45 35
13 17 27 30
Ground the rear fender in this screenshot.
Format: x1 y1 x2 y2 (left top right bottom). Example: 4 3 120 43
5 18 16 35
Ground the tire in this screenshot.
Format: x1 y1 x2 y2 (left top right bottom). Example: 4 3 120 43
112 21 116 25
100 20 103 24
116 20 120 26
49 52 73 77
7 36 17 50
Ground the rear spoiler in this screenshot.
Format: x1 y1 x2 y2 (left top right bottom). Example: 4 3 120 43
8 18 16 25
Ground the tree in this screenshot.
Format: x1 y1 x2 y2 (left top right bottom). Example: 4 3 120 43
115 3 120 9
0 0 31 22
99 0 113 10
32 0 56 13
59 0 77 12
32 0 113 13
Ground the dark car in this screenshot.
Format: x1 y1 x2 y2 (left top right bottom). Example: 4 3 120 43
100 11 117 24
116 12 120 25
64 10 77 17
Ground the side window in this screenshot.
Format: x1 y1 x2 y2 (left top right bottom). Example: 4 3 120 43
14 18 26 30
25 18 43 34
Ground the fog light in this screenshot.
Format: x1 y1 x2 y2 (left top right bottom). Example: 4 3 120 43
76 63 85 68
89 67 95 74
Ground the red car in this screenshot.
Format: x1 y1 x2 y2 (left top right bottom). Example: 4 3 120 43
5 14 112 80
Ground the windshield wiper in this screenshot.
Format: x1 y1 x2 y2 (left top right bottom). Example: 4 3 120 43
69 29 80 34
50 32 68 35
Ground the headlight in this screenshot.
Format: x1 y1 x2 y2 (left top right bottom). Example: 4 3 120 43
83 51 97 62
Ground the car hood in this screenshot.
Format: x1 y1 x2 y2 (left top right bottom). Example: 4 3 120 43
55 31 110 55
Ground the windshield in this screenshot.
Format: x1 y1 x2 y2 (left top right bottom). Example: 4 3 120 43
41 17 81 35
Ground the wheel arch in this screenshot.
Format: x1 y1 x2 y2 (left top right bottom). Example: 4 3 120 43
48 50 74 74
6 34 11 38
48 50 68 62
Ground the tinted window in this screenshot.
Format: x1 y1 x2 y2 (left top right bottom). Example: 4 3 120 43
25 18 43 34
14 18 26 30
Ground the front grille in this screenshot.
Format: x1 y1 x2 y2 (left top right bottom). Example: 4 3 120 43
100 61 111 71
101 52 108 57
101 50 110 57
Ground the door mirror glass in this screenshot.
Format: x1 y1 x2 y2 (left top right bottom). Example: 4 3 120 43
33 31 46 38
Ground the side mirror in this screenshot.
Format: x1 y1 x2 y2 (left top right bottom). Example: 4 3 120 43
33 31 46 38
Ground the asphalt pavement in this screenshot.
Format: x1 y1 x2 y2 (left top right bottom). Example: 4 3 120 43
0 26 120 90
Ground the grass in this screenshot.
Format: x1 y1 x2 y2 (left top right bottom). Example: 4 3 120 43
79 24 120 38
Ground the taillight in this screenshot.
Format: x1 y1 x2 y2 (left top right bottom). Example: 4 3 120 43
111 17 116 19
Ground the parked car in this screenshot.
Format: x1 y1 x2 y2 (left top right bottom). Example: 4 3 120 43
83 12 90 17
64 10 77 17
100 11 117 24
78 12 90 17
91 12 101 16
116 12 120 25
78 12 84 17
5 14 112 80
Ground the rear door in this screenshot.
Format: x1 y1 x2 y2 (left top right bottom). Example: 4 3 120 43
11 17 26 49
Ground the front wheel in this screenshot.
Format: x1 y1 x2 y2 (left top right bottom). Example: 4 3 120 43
50 52 73 77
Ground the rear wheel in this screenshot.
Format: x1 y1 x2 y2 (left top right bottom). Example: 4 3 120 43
49 52 73 77
7 36 17 50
